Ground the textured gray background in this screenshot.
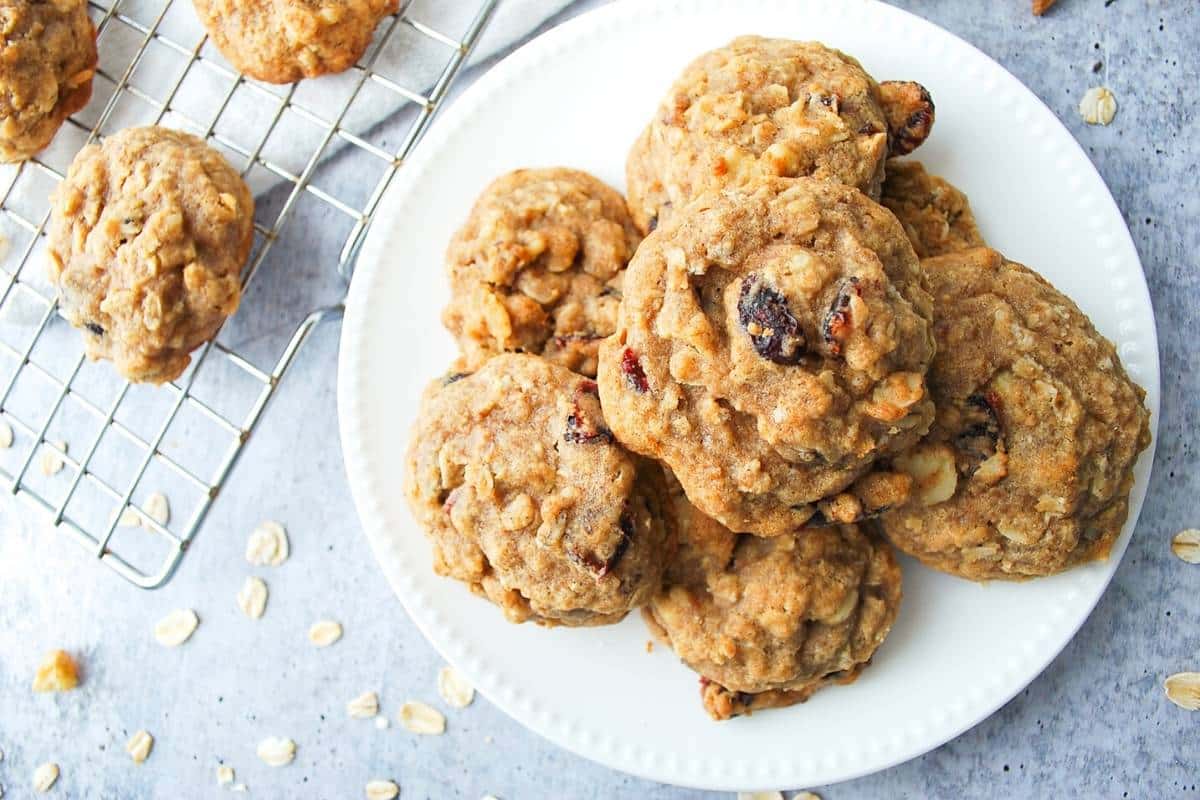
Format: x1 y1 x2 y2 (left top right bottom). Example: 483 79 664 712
1 1 1196 798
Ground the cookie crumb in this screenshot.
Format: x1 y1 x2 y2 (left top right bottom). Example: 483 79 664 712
365 780 400 800
154 609 200 647
437 666 475 708
32 763 59 793
246 521 289 566
398 701 446 735
1032 0 1057 15
645 639 654 653
216 765 235 785
1170 529 1200 563
236 577 268 619
125 730 154 764
256 736 296 767
738 792 783 800
307 620 342 648
347 691 380 719
32 650 80 692
1079 86 1117 125
1164 672 1200 710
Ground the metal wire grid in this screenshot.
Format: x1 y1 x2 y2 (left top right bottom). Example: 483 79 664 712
0 0 500 588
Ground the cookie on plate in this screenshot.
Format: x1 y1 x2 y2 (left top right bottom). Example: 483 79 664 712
0 0 97 162
192 0 398 84
644 478 902 721
405 354 674 626
881 159 985 258
47 126 254 384
625 35 934 233
442 168 642 377
879 247 1151 580
597 177 935 537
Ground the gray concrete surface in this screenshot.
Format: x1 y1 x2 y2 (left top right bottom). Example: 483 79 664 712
0 1 1196 798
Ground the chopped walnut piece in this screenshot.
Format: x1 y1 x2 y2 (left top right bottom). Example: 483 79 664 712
32 650 80 692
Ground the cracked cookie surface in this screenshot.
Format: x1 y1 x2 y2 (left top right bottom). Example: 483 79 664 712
442 168 642 377
0 0 97 162
47 126 253 384
625 36 934 233
645 477 902 720
597 177 935 537
192 0 398 84
881 159 985 258
405 354 673 626
879 247 1151 580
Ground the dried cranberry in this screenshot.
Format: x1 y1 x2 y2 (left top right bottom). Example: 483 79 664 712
567 508 635 578
442 371 470 385
85 322 105 336
737 273 806 365
879 81 935 156
956 392 1004 476
553 332 603 349
564 379 613 444
822 277 861 357
620 348 650 393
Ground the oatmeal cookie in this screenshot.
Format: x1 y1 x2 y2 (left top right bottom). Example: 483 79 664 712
442 168 642 377
0 0 97 162
192 0 398 84
881 159 985 258
625 36 934 233
47 126 254 384
404 354 674 626
879 247 1151 580
644 480 901 720
597 177 936 537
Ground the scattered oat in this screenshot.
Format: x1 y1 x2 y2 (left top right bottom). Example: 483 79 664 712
236 577 269 619
1079 86 1117 126
346 691 379 719
1164 672 1200 710
1031 0 1057 15
0 419 12 448
437 665 475 708
231 784 248 793
1171 529 1200 564
398 701 445 735
39 440 67 477
365 779 400 800
32 649 80 692
256 736 296 767
738 793 783 800
32 763 58 793
144 492 170 527
154 609 200 647
374 716 389 730
484 735 493 745
125 730 153 764
118 506 142 527
216 765 234 785
308 620 342 648
794 793 822 800
246 521 289 566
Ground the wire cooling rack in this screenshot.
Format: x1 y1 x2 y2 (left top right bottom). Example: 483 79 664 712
0 0 499 588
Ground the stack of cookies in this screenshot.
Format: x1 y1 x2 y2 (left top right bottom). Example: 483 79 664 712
404 35 1151 721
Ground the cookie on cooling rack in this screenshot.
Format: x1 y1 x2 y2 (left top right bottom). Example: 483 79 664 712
442 168 643 377
192 0 399 84
47 125 254 384
404 354 674 627
625 35 935 233
596 177 935 537
881 159 986 258
644 477 902 721
879 247 1151 580
0 0 97 162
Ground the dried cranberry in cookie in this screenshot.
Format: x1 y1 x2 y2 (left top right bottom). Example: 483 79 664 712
880 248 1151 580
625 36 935 233
442 168 642 377
597 177 935 537
405 354 673 626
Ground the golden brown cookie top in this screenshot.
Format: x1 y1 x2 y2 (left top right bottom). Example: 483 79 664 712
0 0 97 162
192 0 398 84
880 247 1151 579
625 36 934 233
404 354 673 626
442 167 642 377
598 177 935 536
47 125 253 383
881 159 985 258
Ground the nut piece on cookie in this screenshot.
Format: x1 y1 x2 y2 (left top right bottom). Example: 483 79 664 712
597 177 936 537
644 478 902 721
879 247 1152 580
47 126 254 384
442 168 642 377
0 0 97 162
192 0 399 84
404 354 674 626
881 159 985 258
625 36 934 233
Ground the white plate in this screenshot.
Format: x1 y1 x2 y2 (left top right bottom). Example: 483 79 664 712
338 0 1159 790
